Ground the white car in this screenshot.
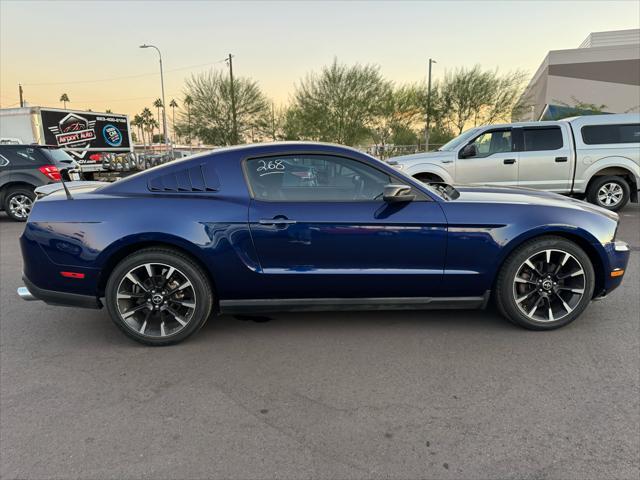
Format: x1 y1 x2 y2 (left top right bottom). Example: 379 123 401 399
389 113 640 211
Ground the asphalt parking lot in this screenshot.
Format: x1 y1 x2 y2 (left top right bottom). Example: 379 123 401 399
1 206 638 480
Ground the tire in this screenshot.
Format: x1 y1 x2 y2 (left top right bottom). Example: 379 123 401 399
586 175 630 211
495 236 595 330
105 248 214 346
3 187 35 222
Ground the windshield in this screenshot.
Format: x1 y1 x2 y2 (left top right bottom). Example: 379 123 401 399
42 148 76 164
438 128 481 151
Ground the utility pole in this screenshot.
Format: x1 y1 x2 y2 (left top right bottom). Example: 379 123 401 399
227 53 238 145
425 58 436 152
271 102 277 141
18 83 24 107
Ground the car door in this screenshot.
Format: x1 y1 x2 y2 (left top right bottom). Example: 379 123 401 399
515 126 572 192
455 128 518 186
244 153 447 299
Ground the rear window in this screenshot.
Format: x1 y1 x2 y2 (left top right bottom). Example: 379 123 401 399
581 123 640 145
41 148 76 164
522 127 563 151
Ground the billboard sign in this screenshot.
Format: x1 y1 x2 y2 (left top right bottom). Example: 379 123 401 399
40 109 131 159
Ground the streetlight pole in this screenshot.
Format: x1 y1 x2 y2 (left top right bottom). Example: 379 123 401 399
140 44 171 155
425 58 436 152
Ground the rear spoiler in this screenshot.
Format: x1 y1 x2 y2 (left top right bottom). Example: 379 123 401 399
34 181 109 199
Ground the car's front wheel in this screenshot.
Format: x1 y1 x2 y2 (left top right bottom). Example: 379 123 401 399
495 236 595 330
105 248 214 346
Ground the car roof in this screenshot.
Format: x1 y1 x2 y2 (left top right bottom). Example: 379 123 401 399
0 144 60 149
200 141 370 156
158 141 377 165
566 112 640 127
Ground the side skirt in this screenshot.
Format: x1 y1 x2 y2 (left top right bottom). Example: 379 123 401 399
220 292 490 314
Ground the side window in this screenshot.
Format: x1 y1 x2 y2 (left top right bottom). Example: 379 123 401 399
4 147 46 165
468 130 512 157
582 123 640 145
522 127 563 151
245 155 393 202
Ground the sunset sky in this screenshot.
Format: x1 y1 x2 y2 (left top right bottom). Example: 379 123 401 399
1 0 639 119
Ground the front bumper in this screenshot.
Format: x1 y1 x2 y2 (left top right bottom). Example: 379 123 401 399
594 240 631 298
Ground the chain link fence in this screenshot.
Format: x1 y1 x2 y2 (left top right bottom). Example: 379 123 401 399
362 144 445 159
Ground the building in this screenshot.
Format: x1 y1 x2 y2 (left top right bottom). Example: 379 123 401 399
515 29 640 121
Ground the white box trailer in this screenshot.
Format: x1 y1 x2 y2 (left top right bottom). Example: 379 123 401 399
0 107 133 174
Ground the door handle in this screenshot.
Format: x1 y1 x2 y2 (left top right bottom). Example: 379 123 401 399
259 218 297 225
555 157 568 163
503 159 516 165
441 159 453 164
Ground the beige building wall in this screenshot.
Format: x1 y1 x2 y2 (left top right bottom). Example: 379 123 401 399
515 30 640 121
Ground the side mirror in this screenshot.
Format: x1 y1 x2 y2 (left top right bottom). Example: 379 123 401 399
383 184 415 203
460 144 477 158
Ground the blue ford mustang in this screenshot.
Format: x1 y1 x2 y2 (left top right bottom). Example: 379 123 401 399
17 142 630 345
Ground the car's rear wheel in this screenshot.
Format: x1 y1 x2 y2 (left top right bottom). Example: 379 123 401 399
495 236 595 330
4 187 35 222
586 175 630 211
105 248 213 346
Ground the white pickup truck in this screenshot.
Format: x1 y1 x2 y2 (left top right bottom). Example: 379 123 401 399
389 113 640 211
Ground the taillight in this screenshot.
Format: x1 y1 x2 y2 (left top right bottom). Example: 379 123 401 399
38 165 61 181
60 271 85 279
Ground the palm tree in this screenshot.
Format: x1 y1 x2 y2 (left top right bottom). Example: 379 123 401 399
132 114 144 148
153 98 164 142
169 99 178 143
140 108 154 150
149 119 159 145
183 94 193 150
59 93 70 109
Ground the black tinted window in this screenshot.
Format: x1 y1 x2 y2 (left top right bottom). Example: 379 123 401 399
581 123 640 145
0 147 46 165
522 127 563 151
245 155 392 202
468 130 512 157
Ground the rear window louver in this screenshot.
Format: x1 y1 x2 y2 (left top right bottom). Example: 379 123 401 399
148 164 220 192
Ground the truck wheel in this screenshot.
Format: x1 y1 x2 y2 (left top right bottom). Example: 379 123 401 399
495 236 595 330
4 187 35 221
105 248 214 346
587 176 630 211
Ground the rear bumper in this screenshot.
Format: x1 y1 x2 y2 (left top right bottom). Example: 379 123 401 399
19 275 102 309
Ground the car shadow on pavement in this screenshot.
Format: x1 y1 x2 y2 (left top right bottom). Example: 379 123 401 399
198 307 514 340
